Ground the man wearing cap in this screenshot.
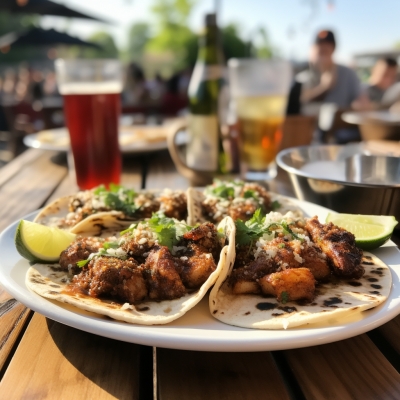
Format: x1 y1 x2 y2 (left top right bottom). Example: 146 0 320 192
296 30 362 142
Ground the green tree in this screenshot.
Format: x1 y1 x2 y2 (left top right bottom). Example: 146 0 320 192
145 0 197 73
254 27 273 59
221 24 252 61
0 11 44 63
82 31 119 59
125 22 151 62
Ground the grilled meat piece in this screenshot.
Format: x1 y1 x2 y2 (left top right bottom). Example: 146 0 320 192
241 183 271 209
59 237 103 273
234 245 254 269
259 268 316 302
143 245 186 301
179 243 217 289
159 190 187 220
262 238 331 281
305 216 364 278
228 200 260 222
134 193 160 218
120 223 157 263
230 255 276 294
183 222 222 261
71 257 147 304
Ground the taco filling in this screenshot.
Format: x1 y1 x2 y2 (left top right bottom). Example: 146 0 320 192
58 214 223 304
188 179 303 226
65 185 188 227
210 210 391 329
231 210 364 302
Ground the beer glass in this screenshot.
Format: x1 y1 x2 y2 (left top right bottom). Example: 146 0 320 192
228 59 292 180
55 59 123 190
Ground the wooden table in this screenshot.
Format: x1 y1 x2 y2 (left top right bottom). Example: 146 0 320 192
0 148 400 400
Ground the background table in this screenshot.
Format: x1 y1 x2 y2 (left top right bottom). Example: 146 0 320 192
0 148 400 399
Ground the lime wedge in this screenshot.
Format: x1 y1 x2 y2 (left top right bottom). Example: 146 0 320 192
15 220 76 263
326 213 398 250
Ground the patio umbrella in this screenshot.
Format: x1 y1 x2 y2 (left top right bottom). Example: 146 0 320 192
0 27 101 50
0 0 107 22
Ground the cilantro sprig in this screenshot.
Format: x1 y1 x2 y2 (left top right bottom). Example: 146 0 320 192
235 209 304 248
205 179 243 199
93 184 139 216
148 213 192 251
76 241 124 268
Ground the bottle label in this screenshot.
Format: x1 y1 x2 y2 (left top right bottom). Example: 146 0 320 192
187 115 219 171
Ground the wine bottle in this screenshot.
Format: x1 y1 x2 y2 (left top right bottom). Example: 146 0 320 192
187 13 226 173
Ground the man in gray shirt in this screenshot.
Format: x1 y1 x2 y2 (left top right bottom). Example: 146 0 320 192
297 30 362 142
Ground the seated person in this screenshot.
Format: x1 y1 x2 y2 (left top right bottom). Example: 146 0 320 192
296 30 362 143
366 57 398 105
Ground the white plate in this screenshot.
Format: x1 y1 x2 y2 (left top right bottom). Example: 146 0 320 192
23 126 169 154
1 197 399 352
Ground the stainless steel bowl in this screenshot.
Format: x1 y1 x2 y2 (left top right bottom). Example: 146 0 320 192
276 144 400 223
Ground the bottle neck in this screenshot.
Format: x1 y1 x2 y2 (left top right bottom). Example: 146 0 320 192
198 25 222 65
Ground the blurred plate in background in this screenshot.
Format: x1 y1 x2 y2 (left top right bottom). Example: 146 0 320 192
24 125 170 154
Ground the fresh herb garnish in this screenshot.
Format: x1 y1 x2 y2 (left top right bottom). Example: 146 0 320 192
235 209 269 246
93 184 139 216
281 221 304 241
120 224 138 236
148 212 192 250
76 240 124 268
243 189 257 199
281 291 289 304
235 209 304 247
271 200 281 211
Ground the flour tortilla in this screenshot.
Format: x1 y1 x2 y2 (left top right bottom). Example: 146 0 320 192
26 216 236 325
33 195 139 232
209 252 391 329
34 188 190 230
187 187 304 225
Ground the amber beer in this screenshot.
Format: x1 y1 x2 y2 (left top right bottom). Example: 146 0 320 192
236 95 286 175
63 88 121 190
55 59 122 190
228 59 291 180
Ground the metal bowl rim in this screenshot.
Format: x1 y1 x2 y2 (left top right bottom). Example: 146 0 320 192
277 145 400 189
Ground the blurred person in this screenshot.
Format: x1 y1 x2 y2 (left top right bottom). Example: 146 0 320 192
298 30 361 112
146 72 166 102
123 62 149 105
2 68 18 103
43 70 59 97
15 67 30 102
366 57 398 105
296 30 362 142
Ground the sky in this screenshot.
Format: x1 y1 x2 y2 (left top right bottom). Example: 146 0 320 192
40 0 400 65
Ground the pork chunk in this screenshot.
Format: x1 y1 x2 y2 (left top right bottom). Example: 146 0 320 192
306 216 364 278
179 244 216 289
183 222 221 260
230 255 275 294
259 268 316 303
72 256 147 304
143 245 186 301
59 237 103 273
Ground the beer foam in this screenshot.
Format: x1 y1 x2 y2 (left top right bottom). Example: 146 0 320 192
59 82 122 95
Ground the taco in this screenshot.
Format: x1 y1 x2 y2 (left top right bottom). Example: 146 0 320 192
26 212 235 325
209 210 391 329
188 179 302 226
34 184 189 230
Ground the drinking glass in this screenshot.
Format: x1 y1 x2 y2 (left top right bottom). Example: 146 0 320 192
55 59 123 190
228 59 292 180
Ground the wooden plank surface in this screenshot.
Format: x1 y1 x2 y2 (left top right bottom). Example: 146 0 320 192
284 334 400 400
145 151 188 190
0 149 68 374
0 314 141 400
157 349 290 400
378 315 400 354
0 150 67 232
